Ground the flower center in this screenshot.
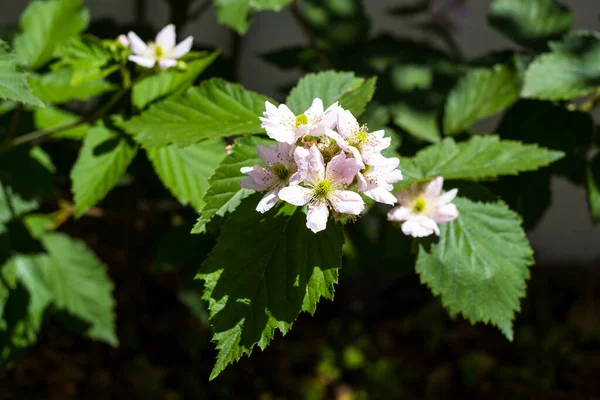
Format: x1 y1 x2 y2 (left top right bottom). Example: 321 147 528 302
154 44 164 59
314 179 332 200
295 114 309 127
348 131 369 149
272 163 289 181
413 198 426 214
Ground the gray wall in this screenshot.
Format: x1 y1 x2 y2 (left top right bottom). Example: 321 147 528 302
3 0 600 264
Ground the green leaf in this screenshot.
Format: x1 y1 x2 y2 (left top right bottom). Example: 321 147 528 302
132 51 220 110
521 31 600 100
215 0 292 34
52 35 116 84
146 140 228 211
338 76 377 117
71 124 137 217
29 70 115 104
286 71 359 114
33 106 88 140
0 184 39 224
39 233 117 345
416 197 533 340
488 0 574 49
197 195 344 379
13 0 90 70
1 255 52 361
444 64 520 135
191 136 270 234
587 154 600 223
398 135 564 189
0 42 43 106
123 79 272 147
0 145 54 197
391 103 441 143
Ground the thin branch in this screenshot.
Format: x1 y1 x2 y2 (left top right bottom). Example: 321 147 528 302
289 1 333 70
4 89 128 150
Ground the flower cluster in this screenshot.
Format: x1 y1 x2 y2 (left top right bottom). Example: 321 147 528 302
121 24 193 70
240 98 403 233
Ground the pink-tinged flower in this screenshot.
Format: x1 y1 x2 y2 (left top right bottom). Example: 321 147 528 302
357 155 403 205
279 146 363 233
239 142 297 213
127 24 193 69
259 98 340 145
117 34 130 47
326 109 391 168
387 177 458 237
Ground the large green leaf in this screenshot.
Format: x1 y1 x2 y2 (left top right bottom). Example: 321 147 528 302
521 31 600 100
444 64 520 135
416 197 533 340
29 70 115 104
338 76 377 118
488 0 573 49
13 0 90 70
123 79 272 147
146 140 228 211
39 233 117 345
215 0 292 34
391 103 441 143
132 51 220 110
71 124 137 217
191 135 270 234
197 195 344 379
286 71 361 114
33 106 88 140
397 135 564 189
52 35 116 84
0 42 43 106
587 154 600 223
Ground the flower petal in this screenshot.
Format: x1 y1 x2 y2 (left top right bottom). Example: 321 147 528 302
439 188 458 204
279 185 312 206
387 206 413 222
434 203 459 223
306 201 329 233
304 98 324 121
155 24 176 51
336 109 359 138
329 190 364 215
260 102 296 144
327 152 362 185
256 190 280 213
170 36 193 59
256 144 279 165
424 176 444 198
128 55 156 68
159 58 178 69
401 215 439 237
362 186 397 205
127 31 147 54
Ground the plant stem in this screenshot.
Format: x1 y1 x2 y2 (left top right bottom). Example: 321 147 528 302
580 89 600 112
289 1 333 70
4 89 128 150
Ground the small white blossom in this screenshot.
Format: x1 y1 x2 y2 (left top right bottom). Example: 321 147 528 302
117 34 130 47
279 145 364 233
357 154 403 205
387 177 458 237
259 98 340 145
127 24 193 69
239 142 297 213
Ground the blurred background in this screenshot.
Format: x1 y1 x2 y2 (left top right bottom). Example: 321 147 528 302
1 0 600 399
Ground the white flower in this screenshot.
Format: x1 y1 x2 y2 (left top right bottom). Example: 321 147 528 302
239 142 297 213
127 24 193 69
387 177 458 237
259 98 340 145
326 109 391 168
357 154 403 205
279 145 364 233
